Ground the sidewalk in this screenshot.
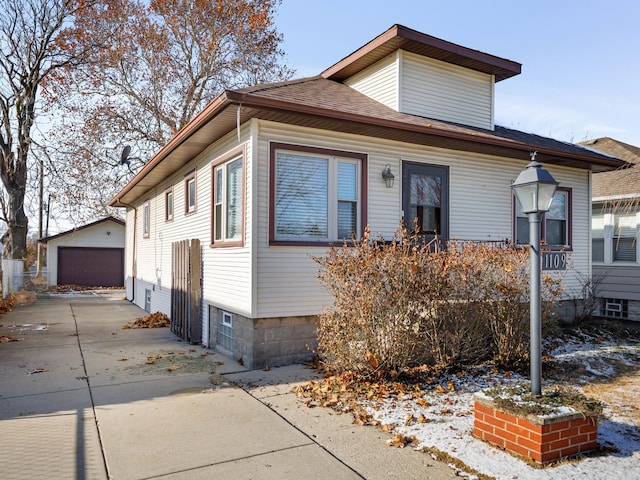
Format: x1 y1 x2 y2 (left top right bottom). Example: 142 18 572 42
0 292 456 480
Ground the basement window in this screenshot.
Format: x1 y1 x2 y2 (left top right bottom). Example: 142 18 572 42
601 298 628 319
217 311 233 351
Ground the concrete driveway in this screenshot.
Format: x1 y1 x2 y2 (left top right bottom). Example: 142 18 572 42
0 291 456 480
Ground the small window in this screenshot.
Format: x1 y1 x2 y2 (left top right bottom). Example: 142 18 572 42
217 311 233 350
185 171 196 214
212 153 244 246
165 188 173 221
601 298 628 319
515 188 571 248
142 201 150 238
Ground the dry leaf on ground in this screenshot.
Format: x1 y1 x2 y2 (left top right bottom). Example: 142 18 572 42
123 312 170 329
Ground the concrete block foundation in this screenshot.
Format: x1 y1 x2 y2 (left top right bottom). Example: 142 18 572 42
208 306 317 369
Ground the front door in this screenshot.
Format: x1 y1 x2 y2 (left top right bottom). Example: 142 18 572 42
402 162 449 241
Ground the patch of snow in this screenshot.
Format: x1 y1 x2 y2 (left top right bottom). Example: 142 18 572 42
361 332 640 479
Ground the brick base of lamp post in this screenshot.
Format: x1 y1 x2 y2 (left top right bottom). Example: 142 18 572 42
473 394 598 465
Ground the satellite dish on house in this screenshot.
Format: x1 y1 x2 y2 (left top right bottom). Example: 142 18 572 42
120 145 132 166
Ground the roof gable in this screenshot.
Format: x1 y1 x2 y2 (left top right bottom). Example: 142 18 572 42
40 216 125 243
322 24 521 82
581 137 640 199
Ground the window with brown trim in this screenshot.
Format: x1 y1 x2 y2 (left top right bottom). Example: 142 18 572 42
212 148 245 247
270 143 367 245
185 171 196 214
515 187 572 249
165 187 174 221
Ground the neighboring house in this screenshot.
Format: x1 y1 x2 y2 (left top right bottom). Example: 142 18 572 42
581 137 640 321
110 25 624 368
40 216 125 288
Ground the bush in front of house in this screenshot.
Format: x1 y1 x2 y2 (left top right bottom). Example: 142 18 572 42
314 226 562 378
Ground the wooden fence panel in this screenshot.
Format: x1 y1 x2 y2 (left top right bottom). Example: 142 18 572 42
171 239 201 343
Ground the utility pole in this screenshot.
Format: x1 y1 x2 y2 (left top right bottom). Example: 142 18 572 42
36 156 44 276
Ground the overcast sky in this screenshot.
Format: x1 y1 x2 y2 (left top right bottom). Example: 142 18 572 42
275 0 640 147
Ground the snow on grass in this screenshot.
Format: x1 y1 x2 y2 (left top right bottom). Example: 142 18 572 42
363 328 640 480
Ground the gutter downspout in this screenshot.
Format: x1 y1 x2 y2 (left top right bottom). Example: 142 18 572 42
117 199 137 303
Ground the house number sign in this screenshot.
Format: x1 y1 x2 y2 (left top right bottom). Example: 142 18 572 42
542 251 567 271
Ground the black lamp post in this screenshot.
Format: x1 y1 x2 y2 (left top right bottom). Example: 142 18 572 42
511 152 558 395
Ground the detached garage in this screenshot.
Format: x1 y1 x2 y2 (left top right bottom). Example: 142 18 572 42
40 217 125 288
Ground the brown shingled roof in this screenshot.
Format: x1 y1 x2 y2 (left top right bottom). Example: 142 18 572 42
110 27 625 208
231 77 622 170
110 76 625 207
579 137 640 198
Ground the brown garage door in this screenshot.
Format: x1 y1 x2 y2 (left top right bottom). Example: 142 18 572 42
58 247 124 287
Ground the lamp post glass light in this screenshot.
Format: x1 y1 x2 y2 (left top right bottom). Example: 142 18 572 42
511 153 558 396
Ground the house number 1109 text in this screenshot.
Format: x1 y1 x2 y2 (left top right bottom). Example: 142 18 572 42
542 251 567 271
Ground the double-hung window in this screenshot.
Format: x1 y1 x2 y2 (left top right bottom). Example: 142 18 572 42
515 189 571 249
185 171 196 214
212 151 244 246
270 143 365 244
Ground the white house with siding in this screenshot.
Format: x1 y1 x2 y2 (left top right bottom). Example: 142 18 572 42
110 25 624 368
581 137 640 321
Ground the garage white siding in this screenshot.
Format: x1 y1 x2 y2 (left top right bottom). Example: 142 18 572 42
46 218 125 287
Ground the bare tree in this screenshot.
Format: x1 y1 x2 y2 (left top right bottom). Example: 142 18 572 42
43 0 293 223
0 0 101 259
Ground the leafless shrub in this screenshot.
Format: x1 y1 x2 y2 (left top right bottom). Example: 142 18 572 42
564 271 608 322
314 226 562 378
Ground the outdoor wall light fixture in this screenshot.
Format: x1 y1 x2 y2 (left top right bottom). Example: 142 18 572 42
382 164 395 188
511 151 558 396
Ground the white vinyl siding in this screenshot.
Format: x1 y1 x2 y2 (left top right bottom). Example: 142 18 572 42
255 120 591 317
126 119 591 325
344 50 494 130
345 52 398 110
594 265 640 303
125 126 254 338
401 51 494 129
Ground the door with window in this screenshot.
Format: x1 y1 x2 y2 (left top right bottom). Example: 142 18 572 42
402 162 449 241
